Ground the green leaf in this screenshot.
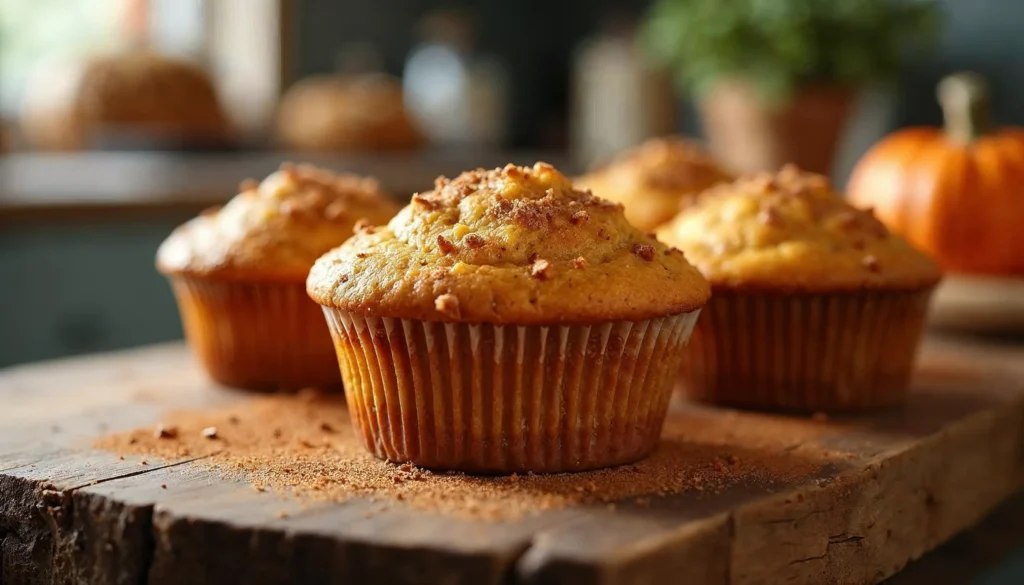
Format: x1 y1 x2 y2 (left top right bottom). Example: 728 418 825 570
639 0 942 101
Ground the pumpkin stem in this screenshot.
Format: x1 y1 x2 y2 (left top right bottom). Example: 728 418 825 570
937 72 991 144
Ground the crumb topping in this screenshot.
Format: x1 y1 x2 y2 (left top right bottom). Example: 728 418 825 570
531 258 552 279
157 163 399 281
306 162 710 323
657 165 941 292
632 244 655 261
434 294 461 319
574 137 733 231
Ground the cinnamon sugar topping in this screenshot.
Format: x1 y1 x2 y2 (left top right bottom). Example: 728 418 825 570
632 244 655 261
434 294 461 318
862 255 881 272
412 193 440 210
353 218 377 235
570 210 590 225
463 234 486 249
757 206 784 227
436 235 455 255
93 396 830 522
531 258 552 279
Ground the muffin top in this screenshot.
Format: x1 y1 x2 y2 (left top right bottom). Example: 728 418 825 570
157 164 400 282
307 162 710 324
21 52 229 150
574 137 732 231
657 165 942 293
275 73 422 152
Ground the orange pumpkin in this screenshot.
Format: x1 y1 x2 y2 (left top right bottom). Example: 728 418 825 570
848 72 1024 276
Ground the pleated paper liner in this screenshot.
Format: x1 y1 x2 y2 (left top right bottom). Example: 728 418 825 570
169 277 341 391
676 289 935 413
323 310 701 473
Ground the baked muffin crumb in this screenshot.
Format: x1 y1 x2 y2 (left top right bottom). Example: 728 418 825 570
658 165 941 292
632 244 655 261
157 163 399 282
575 137 732 231
436 235 456 255
308 162 710 324
531 259 552 279
434 294 461 318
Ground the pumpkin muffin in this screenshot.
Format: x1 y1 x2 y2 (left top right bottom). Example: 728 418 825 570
275 73 422 152
574 136 732 231
307 162 710 473
21 52 231 151
658 165 942 412
157 163 400 391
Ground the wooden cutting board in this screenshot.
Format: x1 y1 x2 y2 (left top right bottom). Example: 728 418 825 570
2 336 1023 585
928 274 1024 335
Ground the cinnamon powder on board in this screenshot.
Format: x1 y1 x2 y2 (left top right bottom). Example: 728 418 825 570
93 392 838 521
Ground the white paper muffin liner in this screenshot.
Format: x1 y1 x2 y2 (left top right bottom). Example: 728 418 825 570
322 310 701 473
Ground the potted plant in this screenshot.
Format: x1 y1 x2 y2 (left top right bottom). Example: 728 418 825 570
640 0 940 175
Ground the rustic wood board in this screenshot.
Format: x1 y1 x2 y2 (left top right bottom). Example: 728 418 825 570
928 274 1024 335
885 492 1024 585
1 336 1024 585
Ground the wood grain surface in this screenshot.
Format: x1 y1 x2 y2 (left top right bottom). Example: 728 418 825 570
1 336 1023 585
928 274 1024 336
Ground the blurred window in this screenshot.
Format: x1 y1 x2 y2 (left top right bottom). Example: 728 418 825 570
0 0 281 134
0 0 128 115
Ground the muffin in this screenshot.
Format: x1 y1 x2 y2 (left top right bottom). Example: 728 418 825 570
574 137 732 231
21 52 230 151
658 165 942 412
157 164 400 391
307 162 710 472
275 73 422 152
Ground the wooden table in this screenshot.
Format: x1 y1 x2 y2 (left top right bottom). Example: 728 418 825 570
1 335 1023 585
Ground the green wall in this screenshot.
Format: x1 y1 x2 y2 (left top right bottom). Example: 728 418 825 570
0 220 187 367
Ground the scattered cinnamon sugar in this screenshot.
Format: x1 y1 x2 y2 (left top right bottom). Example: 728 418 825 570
93 396 836 522
154 424 178 439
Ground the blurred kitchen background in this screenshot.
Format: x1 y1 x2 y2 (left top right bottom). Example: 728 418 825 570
0 0 1021 366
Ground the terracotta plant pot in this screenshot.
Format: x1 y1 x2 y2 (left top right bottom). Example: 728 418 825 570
698 80 855 175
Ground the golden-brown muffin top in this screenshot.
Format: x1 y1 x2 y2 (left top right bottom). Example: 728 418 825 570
656 165 942 293
21 52 231 150
307 162 710 324
157 164 400 282
574 137 732 231
275 74 422 152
